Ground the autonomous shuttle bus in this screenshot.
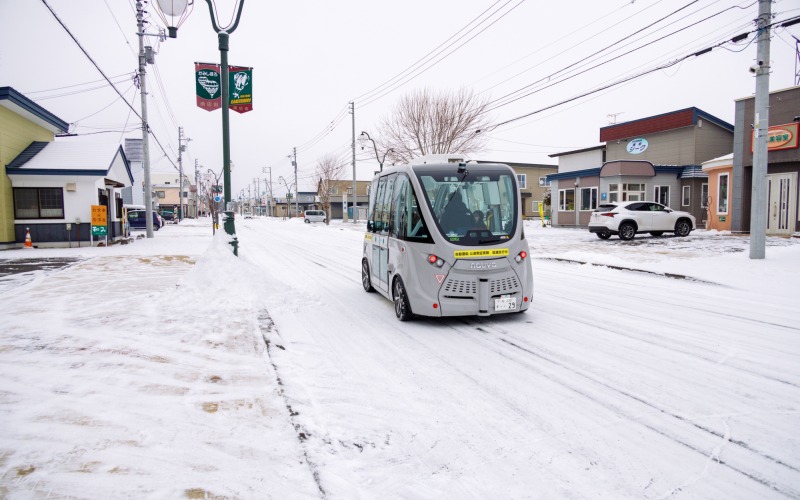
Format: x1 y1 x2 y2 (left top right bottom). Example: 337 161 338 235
362 161 533 320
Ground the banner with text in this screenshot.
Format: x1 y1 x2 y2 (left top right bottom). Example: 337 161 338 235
229 66 253 113
195 63 221 111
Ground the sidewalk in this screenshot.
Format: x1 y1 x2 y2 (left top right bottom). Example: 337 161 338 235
0 222 320 498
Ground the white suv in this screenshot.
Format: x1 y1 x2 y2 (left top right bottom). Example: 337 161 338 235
588 201 696 240
304 210 327 223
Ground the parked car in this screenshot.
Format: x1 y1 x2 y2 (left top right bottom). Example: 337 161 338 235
128 209 163 231
304 210 327 223
588 201 695 240
160 210 175 223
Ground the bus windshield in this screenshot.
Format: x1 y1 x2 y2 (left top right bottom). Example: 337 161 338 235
415 166 518 245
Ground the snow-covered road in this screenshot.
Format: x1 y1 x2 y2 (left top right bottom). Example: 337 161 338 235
240 218 800 498
1 218 798 498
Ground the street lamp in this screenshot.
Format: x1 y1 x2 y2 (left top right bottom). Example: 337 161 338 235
152 0 193 38
278 175 295 219
153 0 245 255
359 131 394 172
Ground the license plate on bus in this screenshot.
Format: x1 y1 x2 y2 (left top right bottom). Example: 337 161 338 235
495 295 516 311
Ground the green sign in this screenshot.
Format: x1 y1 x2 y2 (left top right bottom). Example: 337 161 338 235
195 63 221 112
229 66 253 113
92 225 107 236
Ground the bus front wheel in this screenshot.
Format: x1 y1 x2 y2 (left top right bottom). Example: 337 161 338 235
393 277 414 321
361 259 375 293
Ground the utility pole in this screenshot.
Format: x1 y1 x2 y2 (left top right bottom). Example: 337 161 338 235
262 167 272 217
136 0 154 238
262 166 272 217
178 127 190 221
195 158 200 217
292 147 298 218
351 101 357 223
749 0 771 259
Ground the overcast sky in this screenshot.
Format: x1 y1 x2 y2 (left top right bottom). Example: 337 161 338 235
1 0 799 198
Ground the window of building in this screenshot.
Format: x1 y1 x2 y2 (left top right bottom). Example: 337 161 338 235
654 185 670 206
517 174 527 189
608 183 619 203
622 183 645 201
13 187 65 219
538 177 551 187
347 187 353 195
682 186 691 207
580 187 598 211
532 201 541 214
329 186 338 195
558 189 575 211
701 183 709 208
718 173 729 214
156 190 166 199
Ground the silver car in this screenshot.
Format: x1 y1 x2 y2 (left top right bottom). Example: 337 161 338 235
588 201 696 240
303 210 327 223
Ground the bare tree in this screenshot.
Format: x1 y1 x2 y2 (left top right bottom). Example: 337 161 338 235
377 87 491 164
313 153 346 225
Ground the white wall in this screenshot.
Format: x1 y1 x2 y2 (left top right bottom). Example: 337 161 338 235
556 150 604 173
10 175 122 224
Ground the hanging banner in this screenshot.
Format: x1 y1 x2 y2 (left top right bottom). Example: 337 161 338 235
229 66 253 113
195 62 221 111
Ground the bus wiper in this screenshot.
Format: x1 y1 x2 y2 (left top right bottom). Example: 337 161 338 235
478 237 505 244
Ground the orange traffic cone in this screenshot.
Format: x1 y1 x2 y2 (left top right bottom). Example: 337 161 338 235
24 227 33 249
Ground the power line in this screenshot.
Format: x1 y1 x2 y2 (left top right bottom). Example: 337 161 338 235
356 0 526 109
487 15 797 131
351 0 509 105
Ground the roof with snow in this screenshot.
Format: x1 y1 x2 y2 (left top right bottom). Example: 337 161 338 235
6 141 133 185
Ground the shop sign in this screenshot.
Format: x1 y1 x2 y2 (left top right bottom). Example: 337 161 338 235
626 138 648 154
751 122 799 152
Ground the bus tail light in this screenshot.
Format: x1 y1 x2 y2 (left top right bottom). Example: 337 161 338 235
514 251 528 263
427 254 444 267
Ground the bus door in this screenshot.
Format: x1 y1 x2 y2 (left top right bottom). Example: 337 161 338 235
371 174 396 293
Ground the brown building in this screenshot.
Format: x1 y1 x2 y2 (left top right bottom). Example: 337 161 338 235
731 85 800 236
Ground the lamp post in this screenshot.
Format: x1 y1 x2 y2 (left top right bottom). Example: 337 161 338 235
153 0 245 255
359 131 394 173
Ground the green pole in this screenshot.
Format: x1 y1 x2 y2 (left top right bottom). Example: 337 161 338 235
219 31 238 255
204 0 245 256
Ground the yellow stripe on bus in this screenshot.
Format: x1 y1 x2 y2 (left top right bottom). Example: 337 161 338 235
364 233 373 241
454 248 509 258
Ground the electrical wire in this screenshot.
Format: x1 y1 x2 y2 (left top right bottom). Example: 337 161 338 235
356 0 526 109
483 1 753 114
351 0 509 105
487 14 797 131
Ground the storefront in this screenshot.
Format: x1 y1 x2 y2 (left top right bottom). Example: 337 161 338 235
731 86 800 236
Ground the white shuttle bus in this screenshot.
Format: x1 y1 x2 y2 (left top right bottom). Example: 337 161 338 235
361 161 533 320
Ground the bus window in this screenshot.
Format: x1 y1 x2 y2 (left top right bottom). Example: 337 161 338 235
390 174 407 238
367 177 379 232
380 174 397 234
371 177 387 232
416 169 517 242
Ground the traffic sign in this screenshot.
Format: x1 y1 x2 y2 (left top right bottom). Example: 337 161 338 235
214 195 222 203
